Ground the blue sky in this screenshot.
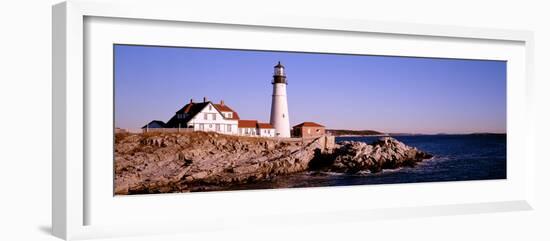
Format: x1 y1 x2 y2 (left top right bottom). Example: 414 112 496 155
114 45 506 134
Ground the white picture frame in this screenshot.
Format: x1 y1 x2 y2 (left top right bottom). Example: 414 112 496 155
52 0 535 240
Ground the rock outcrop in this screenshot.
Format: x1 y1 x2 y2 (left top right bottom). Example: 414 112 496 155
311 137 433 173
114 132 432 194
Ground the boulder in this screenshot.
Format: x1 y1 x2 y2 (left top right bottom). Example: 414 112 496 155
327 137 432 173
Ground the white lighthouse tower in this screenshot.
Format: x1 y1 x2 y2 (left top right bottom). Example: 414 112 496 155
269 61 291 138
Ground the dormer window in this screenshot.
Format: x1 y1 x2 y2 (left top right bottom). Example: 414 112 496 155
227 113 232 118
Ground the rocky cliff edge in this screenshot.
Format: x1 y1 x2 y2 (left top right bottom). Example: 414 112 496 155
114 132 432 194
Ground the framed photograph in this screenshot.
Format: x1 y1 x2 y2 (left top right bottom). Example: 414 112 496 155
53 0 535 240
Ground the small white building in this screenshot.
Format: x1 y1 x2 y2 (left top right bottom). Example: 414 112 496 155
238 120 276 137
257 123 276 137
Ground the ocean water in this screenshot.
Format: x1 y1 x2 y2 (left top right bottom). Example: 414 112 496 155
212 134 507 191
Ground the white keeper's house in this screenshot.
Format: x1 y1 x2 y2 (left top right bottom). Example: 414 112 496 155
143 97 275 137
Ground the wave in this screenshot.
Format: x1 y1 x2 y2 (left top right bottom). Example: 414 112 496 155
306 171 346 176
380 167 404 173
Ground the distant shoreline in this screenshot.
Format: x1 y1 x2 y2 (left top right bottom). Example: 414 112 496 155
326 129 383 137
334 134 389 137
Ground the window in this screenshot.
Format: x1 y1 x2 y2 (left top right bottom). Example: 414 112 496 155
204 113 208 120
212 113 216 120
216 124 221 131
199 124 204 131
227 113 232 118
209 124 212 128
209 105 212 111
227 124 232 132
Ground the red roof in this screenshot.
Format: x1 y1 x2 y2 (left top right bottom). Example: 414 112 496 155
238 120 258 128
213 103 240 120
293 122 325 128
257 123 274 129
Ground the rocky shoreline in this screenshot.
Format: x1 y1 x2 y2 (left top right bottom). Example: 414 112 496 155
114 132 432 194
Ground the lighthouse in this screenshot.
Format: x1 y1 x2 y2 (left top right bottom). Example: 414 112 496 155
269 61 291 137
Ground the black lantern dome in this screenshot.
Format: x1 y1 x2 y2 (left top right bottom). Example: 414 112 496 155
272 61 287 84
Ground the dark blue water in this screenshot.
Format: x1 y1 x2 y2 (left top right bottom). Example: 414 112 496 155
332 134 506 184
219 134 506 191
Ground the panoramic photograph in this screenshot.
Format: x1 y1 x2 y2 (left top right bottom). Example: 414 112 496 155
113 44 506 195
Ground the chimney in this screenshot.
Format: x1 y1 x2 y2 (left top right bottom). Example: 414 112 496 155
220 100 224 106
190 98 193 103
203 97 207 103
